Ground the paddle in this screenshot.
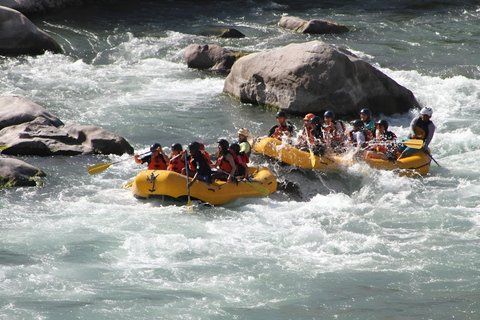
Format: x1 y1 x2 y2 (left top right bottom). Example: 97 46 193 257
185 152 193 211
213 168 271 196
401 139 424 149
88 151 151 175
422 147 441 167
304 127 316 168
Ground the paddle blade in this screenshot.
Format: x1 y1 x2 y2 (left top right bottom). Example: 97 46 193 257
120 180 134 189
309 150 316 168
402 139 424 149
246 181 271 196
88 163 113 175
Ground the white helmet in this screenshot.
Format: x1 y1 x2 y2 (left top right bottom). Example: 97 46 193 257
420 107 433 117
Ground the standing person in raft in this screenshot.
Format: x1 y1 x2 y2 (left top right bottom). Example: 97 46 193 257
185 141 212 187
399 107 436 157
268 111 294 141
134 143 169 170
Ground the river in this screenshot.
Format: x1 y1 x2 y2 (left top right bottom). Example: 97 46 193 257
1 0 480 319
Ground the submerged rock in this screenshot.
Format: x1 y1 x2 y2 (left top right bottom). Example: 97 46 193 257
200 28 245 38
0 6 62 55
183 44 247 73
0 96 134 156
0 157 45 187
223 41 420 117
278 16 349 34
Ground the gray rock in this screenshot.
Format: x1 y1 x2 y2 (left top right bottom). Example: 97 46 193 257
0 6 62 55
223 41 419 117
201 28 245 39
0 96 64 130
184 44 246 73
279 16 349 34
0 96 134 156
0 157 45 187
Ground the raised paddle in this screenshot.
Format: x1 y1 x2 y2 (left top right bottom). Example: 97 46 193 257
185 152 193 211
87 151 151 175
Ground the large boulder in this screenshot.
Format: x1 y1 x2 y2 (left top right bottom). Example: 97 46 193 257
279 16 349 34
0 6 62 55
0 96 134 156
223 41 420 117
184 44 247 73
0 0 118 16
0 157 45 187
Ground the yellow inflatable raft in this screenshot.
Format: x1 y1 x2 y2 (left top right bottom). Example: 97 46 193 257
252 137 431 176
131 167 277 205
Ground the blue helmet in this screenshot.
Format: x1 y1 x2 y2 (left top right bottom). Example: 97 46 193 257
324 110 335 118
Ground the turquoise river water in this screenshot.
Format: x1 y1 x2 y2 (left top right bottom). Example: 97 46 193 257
1 1 480 319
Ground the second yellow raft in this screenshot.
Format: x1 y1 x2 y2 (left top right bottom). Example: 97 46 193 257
252 137 431 176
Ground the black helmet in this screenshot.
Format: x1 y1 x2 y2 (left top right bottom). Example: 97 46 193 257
188 141 201 151
217 138 229 151
171 143 182 152
150 143 161 151
276 110 287 118
352 119 364 128
360 108 372 117
229 143 240 154
376 119 389 130
323 110 335 118
310 116 322 125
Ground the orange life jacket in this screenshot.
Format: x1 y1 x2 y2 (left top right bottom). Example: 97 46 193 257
216 151 238 174
148 155 168 170
168 155 185 173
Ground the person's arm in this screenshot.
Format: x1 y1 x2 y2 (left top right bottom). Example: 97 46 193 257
424 123 436 147
226 154 236 181
268 125 277 137
159 149 170 165
187 171 199 188
409 117 418 138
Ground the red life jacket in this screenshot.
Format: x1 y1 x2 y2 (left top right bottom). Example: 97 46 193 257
323 121 345 143
148 155 168 170
272 124 292 140
168 155 185 173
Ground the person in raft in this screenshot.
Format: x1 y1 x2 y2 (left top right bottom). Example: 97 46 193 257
199 142 213 166
346 120 368 148
186 141 212 187
211 139 238 182
295 113 315 149
268 111 294 141
229 143 249 180
359 108 376 138
168 143 185 174
363 120 398 160
398 107 436 157
134 143 169 170
237 128 252 157
322 110 346 152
